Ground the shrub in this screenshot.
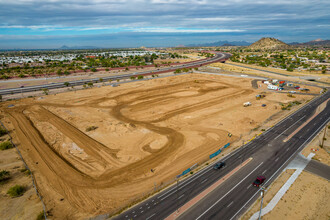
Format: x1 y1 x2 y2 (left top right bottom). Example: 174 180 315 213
86 126 98 132
0 141 13 150
91 68 97 72
20 168 31 176
36 211 45 220
0 170 10 182
0 127 8 137
7 185 25 197
137 75 144 80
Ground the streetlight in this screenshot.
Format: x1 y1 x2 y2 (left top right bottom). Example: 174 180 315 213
258 187 265 220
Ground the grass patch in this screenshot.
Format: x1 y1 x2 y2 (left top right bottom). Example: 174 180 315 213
0 141 13 150
0 170 10 182
7 185 25 197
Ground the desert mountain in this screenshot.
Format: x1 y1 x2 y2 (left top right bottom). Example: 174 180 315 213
187 40 250 47
248 37 290 50
300 39 330 46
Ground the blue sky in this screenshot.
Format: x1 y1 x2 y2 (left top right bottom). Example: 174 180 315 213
0 0 329 49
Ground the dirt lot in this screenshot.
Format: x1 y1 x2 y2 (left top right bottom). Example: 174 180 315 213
0 73 314 219
242 171 330 220
302 123 330 165
0 135 43 219
210 61 330 85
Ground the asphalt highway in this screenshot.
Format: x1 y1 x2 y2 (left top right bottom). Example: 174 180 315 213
0 52 230 96
113 91 330 220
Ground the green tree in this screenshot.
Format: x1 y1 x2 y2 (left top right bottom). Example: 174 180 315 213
64 82 70 87
87 82 93 87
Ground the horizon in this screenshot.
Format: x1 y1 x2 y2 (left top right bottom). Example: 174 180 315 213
0 0 329 49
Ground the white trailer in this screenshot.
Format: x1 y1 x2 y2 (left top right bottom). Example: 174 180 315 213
267 85 278 90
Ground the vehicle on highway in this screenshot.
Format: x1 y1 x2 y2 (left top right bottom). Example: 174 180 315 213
213 162 226 170
253 176 266 187
289 91 296 94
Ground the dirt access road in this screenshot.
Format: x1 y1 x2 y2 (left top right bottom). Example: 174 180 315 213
0 73 314 219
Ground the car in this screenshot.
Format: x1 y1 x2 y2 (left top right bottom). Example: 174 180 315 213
253 176 266 187
289 91 296 94
213 162 226 170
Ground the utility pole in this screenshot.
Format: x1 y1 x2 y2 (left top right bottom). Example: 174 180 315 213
258 187 265 220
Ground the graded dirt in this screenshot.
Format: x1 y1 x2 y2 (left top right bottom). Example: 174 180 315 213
0 73 314 219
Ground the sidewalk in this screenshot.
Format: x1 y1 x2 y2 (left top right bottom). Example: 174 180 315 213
249 153 314 220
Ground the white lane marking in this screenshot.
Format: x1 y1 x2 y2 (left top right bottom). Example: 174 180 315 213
154 203 157 205
307 129 310 131
262 169 267 175
178 194 185 200
146 203 148 206
275 157 279 162
132 211 135 213
134 215 137 217
230 117 330 220
314 123 317 125
247 184 252 189
125 215 128 218
158 140 254 200
146 213 156 220
148 206 150 209
201 179 208 183
140 207 142 209
274 116 305 140
196 162 264 220
141 211 144 213
227 201 234 208
152 200 154 202
286 148 290 152
300 136 303 138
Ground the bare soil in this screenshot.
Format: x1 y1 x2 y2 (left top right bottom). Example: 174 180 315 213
0 73 314 219
0 139 43 219
243 171 330 220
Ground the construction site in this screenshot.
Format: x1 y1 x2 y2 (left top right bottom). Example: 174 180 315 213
0 73 318 219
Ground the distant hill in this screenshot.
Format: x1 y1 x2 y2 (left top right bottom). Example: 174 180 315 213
59 45 99 50
187 40 250 47
299 39 330 46
248 37 290 50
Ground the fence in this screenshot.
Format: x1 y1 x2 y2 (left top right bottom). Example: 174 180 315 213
209 142 230 159
0 120 48 220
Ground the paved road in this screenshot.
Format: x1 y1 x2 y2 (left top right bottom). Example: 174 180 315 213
226 62 330 86
0 52 231 96
305 160 330 180
111 90 330 220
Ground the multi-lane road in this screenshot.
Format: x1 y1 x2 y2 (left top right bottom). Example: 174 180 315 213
113 91 330 220
0 52 231 96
